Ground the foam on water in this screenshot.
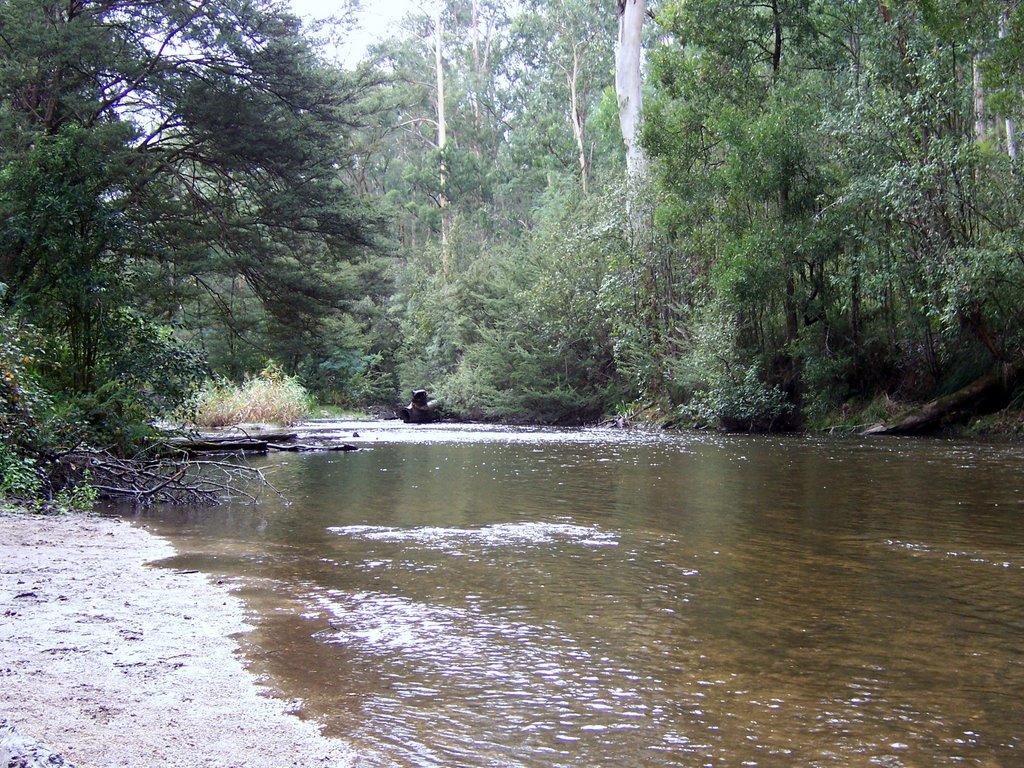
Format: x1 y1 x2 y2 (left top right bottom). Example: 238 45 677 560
328 521 619 550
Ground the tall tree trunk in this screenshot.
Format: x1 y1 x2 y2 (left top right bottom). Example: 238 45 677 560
1000 7 1018 160
779 187 798 345
469 0 483 156
770 0 783 78
615 0 646 183
567 44 590 194
434 7 450 274
974 55 989 143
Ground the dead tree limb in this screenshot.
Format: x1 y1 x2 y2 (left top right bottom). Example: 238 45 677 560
58 449 282 506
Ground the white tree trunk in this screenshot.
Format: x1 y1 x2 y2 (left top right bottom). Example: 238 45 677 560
974 55 988 143
615 0 646 182
470 0 482 140
1000 8 1018 160
434 9 447 159
434 6 450 270
567 45 590 194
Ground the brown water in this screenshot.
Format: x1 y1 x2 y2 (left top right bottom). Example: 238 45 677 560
126 423 1024 767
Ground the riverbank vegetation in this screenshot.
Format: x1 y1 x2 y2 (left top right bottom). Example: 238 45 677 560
190 368 315 429
3 0 1024 502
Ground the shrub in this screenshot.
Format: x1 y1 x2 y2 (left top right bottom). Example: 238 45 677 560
0 302 46 451
191 366 314 427
672 302 794 431
681 365 793 431
0 443 43 499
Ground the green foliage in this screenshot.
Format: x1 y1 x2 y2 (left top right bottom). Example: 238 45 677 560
0 443 42 499
0 0 385 472
52 480 99 514
0 302 99 510
392 187 634 423
0 122 133 392
630 0 1024 428
1 0 1020 438
983 3 1024 115
671 302 793 430
0 301 45 449
0 440 97 512
683 366 793 432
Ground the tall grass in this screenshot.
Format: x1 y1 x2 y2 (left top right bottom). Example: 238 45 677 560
192 368 314 428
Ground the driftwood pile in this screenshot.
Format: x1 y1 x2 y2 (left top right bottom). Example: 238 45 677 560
52 429 362 506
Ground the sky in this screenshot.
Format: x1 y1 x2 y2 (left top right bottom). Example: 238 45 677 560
288 0 424 66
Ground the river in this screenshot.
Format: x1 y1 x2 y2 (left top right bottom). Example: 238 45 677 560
124 422 1024 766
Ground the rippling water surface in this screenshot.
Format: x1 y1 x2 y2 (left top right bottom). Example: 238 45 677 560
126 423 1024 766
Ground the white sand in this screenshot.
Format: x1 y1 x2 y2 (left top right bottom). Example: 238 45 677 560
0 511 357 768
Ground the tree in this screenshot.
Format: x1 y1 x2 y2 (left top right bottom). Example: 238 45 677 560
0 0 385 443
983 0 1024 159
510 0 616 194
637 0 1024 430
615 0 647 182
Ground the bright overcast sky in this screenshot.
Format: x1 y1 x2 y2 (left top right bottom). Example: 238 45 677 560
289 0 424 66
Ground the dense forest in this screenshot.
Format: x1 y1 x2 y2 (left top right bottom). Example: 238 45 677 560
2 0 1024 497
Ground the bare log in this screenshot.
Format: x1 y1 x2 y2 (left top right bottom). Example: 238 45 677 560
266 442 360 452
163 437 270 454
861 360 1024 436
400 389 441 423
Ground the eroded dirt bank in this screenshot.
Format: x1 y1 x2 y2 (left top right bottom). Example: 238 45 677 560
0 511 356 768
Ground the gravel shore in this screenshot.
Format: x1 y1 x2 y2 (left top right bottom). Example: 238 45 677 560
0 510 356 768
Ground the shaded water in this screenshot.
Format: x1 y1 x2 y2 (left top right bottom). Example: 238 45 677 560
125 423 1024 766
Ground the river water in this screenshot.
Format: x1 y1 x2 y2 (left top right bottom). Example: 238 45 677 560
126 422 1024 766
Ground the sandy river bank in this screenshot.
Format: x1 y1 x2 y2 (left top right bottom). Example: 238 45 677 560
0 510 357 768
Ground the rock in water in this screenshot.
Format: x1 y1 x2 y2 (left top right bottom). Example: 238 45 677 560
0 718 76 767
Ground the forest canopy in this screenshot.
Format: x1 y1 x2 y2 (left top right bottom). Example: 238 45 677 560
3 0 1024 498
357 0 1024 431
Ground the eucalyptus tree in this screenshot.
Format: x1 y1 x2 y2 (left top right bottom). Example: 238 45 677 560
509 0 617 194
615 0 647 183
366 1 517 252
984 0 1024 159
859 2 1024 371
642 0 861 425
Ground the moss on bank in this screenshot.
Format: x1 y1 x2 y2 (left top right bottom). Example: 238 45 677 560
961 409 1024 439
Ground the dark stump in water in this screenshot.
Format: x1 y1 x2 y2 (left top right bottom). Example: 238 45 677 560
400 389 441 423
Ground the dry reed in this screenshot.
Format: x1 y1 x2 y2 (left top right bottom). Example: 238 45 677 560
192 370 313 428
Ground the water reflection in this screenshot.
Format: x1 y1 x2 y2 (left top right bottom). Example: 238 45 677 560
121 425 1024 766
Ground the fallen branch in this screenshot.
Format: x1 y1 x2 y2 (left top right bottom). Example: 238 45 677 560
57 449 282 506
862 360 1024 436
